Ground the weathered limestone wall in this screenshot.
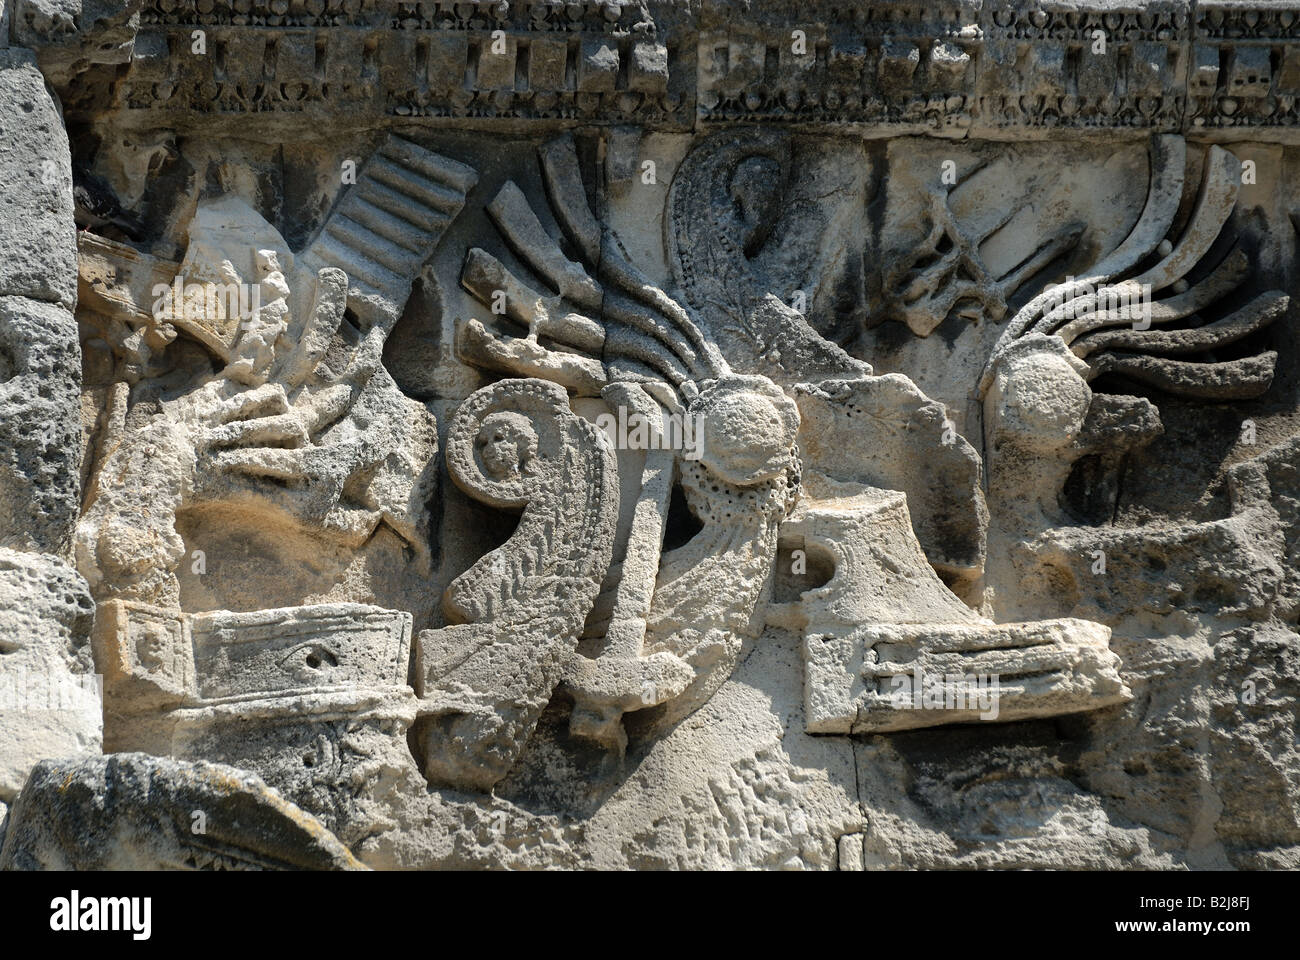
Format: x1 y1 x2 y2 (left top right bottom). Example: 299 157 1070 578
2 0 1300 872
0 30 99 811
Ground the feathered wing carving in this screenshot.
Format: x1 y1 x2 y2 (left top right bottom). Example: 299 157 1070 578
427 128 1144 775
414 378 619 791
663 128 988 582
983 135 1288 403
664 128 869 383
447 133 804 755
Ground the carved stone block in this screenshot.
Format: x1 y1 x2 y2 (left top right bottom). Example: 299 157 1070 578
803 620 1130 734
8 0 1300 875
94 601 418 850
0 550 100 802
578 37 619 93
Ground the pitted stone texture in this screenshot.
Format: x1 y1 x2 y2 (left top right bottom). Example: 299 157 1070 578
20 42 1300 871
89 601 423 861
416 378 620 790
12 1 141 88
173 702 423 861
0 752 364 870
795 376 988 580
11 0 82 44
0 297 84 556
986 337 1094 456
75 196 441 609
0 548 99 802
0 48 75 309
853 729 1181 870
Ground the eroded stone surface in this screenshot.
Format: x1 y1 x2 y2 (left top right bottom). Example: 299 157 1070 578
0 753 364 870
3 0 1300 871
0 47 75 308
0 549 99 802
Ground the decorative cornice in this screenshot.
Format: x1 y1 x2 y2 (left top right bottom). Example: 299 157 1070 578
29 0 1300 139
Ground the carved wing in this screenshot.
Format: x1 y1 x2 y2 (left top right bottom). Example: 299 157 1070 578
414 378 620 791
984 136 1288 402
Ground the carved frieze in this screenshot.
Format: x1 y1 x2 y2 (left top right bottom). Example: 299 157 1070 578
66 0 1300 141
6 0 1300 875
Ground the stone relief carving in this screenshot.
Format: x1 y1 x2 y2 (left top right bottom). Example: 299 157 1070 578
64 133 471 849
437 129 1130 774
2 0 1300 875
447 134 808 762
982 135 1285 408
1 753 365 870
414 376 621 789
884 160 1084 338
